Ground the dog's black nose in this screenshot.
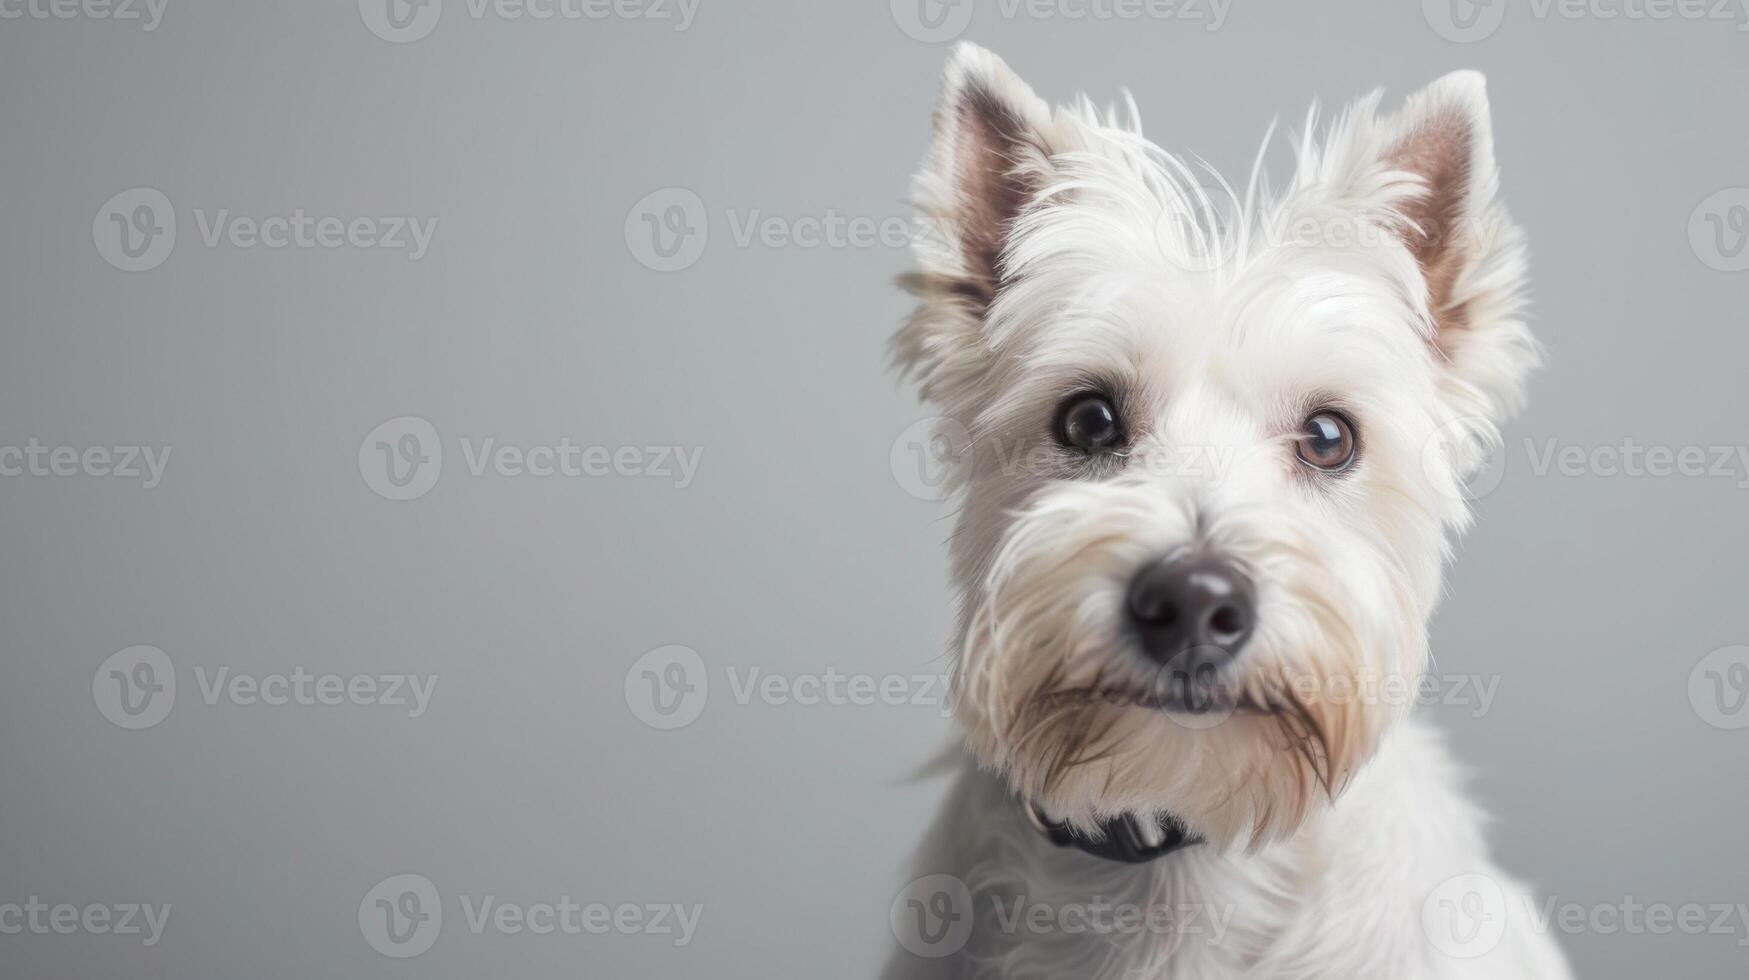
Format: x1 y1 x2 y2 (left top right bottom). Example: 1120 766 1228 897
1126 554 1256 665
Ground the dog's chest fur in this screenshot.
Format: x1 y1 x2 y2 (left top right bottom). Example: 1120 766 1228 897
888 722 1566 980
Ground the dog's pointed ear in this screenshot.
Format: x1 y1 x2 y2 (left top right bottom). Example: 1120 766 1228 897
1381 71 1498 336
1377 71 1537 423
914 43 1065 309
897 45 1070 403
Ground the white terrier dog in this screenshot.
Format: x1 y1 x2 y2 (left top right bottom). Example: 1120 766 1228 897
884 44 1572 980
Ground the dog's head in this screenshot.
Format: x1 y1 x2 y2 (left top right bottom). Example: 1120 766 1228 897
896 45 1536 850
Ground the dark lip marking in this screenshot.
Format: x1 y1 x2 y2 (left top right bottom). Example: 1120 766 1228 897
1035 685 1283 717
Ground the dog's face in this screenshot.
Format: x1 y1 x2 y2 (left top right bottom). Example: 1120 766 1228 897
897 45 1536 850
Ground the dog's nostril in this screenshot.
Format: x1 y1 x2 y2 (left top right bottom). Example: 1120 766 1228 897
1208 604 1246 640
1129 588 1178 627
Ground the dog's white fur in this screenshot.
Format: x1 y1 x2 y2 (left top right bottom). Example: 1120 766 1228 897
885 45 1572 979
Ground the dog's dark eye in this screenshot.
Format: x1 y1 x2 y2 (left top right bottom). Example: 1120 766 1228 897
1056 393 1122 453
1297 411 1357 471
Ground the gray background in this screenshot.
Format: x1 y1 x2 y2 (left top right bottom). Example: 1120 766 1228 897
2 1 1746 977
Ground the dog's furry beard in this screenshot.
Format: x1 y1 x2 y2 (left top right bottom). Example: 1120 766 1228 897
953 475 1425 852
